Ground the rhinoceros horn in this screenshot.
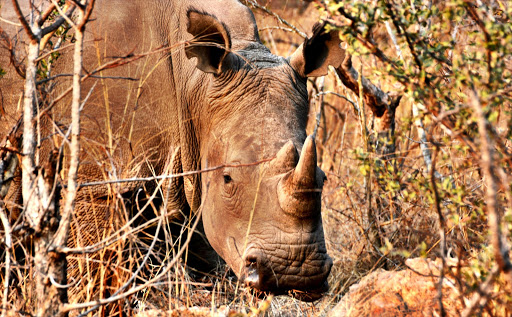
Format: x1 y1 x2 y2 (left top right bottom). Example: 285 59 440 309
292 136 317 188
269 140 299 173
278 136 322 218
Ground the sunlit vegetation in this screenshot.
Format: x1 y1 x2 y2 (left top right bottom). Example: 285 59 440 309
1 0 511 316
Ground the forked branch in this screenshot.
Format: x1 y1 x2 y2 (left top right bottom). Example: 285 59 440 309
335 53 401 136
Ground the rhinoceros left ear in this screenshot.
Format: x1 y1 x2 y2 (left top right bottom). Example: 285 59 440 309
185 10 233 74
289 22 345 77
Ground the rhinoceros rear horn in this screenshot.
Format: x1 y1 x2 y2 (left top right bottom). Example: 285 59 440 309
269 140 299 174
278 136 323 218
185 10 233 74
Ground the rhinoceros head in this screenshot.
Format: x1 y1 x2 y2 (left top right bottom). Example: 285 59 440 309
185 10 344 301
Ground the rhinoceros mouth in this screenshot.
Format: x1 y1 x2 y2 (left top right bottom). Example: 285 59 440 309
240 266 331 298
242 279 329 302
238 244 332 301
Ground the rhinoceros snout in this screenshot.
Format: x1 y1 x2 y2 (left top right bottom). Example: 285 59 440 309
240 246 332 300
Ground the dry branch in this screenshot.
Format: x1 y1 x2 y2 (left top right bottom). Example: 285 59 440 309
11 1 96 315
11 0 37 43
430 147 447 317
241 0 307 38
0 205 11 317
54 0 94 253
312 76 325 140
0 25 26 78
469 89 512 285
334 53 401 156
40 4 76 46
76 158 274 189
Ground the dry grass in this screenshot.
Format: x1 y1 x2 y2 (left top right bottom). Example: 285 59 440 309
1 0 512 316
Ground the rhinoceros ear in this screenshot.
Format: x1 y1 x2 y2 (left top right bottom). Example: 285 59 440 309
185 10 233 74
289 22 345 77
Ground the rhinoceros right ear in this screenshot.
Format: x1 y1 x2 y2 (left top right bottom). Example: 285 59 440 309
185 10 233 74
289 22 345 77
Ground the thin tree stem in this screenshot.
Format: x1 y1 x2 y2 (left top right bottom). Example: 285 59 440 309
0 206 11 317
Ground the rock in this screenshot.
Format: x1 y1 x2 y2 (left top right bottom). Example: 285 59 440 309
330 258 462 317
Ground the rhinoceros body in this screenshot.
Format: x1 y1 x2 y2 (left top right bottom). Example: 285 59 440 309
0 0 342 300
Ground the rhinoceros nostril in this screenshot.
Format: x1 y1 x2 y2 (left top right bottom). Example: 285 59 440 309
245 254 259 267
243 253 262 288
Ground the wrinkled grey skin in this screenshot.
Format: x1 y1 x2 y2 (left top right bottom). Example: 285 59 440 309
0 0 342 300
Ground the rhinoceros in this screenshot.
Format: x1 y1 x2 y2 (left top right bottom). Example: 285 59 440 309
0 0 342 300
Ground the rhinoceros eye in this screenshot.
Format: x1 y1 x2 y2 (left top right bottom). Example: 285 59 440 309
223 174 233 184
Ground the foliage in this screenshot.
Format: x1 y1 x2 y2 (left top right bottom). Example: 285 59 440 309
1 0 512 315
315 0 512 314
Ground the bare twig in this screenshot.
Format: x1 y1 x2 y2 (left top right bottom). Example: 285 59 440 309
76 158 273 189
430 146 447 317
20 22 41 232
37 73 138 85
40 43 177 116
312 76 325 140
48 2 95 314
37 2 57 26
0 205 12 317
259 26 295 33
0 25 26 78
54 0 93 249
0 16 21 27
11 0 37 43
241 0 306 38
316 91 355 107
